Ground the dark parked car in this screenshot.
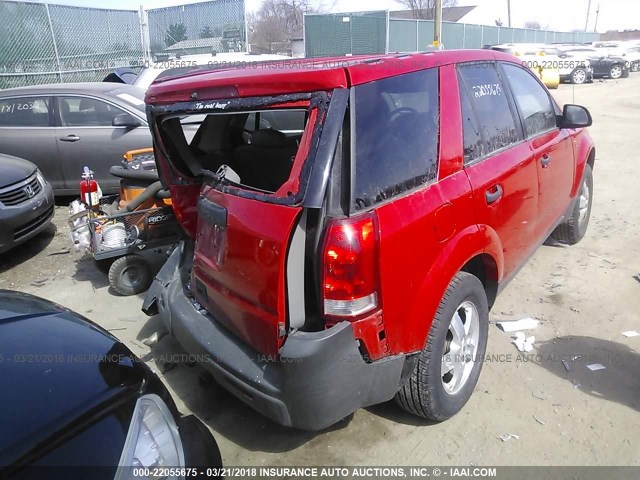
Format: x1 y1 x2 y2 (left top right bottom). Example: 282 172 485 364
0 83 152 195
0 290 222 479
142 50 595 430
556 46 630 79
0 153 54 254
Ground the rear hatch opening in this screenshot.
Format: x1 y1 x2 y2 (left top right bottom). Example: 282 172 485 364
149 92 333 355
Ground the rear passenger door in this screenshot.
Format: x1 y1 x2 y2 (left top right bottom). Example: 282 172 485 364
457 62 538 281
351 68 478 354
499 62 574 240
0 96 63 191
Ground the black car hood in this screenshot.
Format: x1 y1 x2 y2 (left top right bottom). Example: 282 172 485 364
0 154 37 189
0 290 149 467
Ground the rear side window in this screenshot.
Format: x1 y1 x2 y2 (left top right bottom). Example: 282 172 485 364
0 97 50 127
501 63 557 137
457 62 520 163
353 68 439 210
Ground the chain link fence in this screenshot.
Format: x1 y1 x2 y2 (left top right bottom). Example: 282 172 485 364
147 0 246 57
0 0 246 89
0 0 144 89
305 11 600 58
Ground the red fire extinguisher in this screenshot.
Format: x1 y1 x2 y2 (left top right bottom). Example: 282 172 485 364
80 167 101 210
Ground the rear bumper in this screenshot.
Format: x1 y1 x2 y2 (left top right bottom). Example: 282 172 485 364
143 242 410 431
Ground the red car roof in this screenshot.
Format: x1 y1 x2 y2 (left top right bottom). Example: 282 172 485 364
145 50 520 105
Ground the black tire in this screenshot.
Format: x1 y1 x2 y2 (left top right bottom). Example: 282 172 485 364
552 163 593 245
571 67 587 84
108 254 152 296
395 272 489 422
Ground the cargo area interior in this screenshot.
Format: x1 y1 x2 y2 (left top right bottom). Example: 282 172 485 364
161 108 308 193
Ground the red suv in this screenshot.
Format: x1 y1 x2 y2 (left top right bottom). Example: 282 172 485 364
143 50 595 431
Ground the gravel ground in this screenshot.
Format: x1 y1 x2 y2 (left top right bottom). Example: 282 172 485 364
1 74 639 467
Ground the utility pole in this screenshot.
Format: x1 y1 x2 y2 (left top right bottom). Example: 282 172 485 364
584 0 592 32
593 3 600 32
433 0 442 47
507 0 511 27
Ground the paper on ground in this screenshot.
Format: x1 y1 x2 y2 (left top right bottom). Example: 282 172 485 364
513 332 535 352
499 433 519 442
587 363 606 371
622 330 639 338
497 317 539 333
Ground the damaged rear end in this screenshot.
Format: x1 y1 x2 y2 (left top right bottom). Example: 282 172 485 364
142 66 409 430
148 90 328 355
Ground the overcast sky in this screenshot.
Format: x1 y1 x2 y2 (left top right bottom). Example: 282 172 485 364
35 0 640 33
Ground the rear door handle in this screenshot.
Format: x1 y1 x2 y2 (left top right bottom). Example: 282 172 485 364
485 184 503 204
59 135 80 142
540 153 552 167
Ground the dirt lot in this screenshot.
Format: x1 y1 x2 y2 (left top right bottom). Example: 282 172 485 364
1 74 639 468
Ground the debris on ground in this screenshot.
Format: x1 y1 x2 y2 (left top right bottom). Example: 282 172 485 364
30 278 49 287
622 330 639 338
497 317 539 333
499 433 520 442
561 360 571 371
513 332 535 352
587 363 606 371
633 274 640 283
532 391 546 400
48 248 71 256
533 415 546 425
570 306 580 313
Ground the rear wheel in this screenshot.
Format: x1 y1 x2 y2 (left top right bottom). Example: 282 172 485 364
395 272 488 421
108 254 152 296
552 164 593 245
609 65 623 79
571 67 587 84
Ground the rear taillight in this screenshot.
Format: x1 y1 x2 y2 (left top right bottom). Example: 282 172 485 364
321 213 379 318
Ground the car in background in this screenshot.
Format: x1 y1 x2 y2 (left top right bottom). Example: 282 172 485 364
489 43 592 85
0 154 54 254
555 45 629 79
0 290 222 479
592 41 640 72
487 43 561 88
0 83 152 195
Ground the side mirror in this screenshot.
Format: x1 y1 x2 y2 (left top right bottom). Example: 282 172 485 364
112 113 142 128
558 104 592 129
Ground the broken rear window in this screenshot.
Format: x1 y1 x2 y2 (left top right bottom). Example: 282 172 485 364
155 95 324 198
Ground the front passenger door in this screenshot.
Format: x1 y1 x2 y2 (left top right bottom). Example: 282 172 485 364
457 62 539 281
55 96 151 192
500 62 574 241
